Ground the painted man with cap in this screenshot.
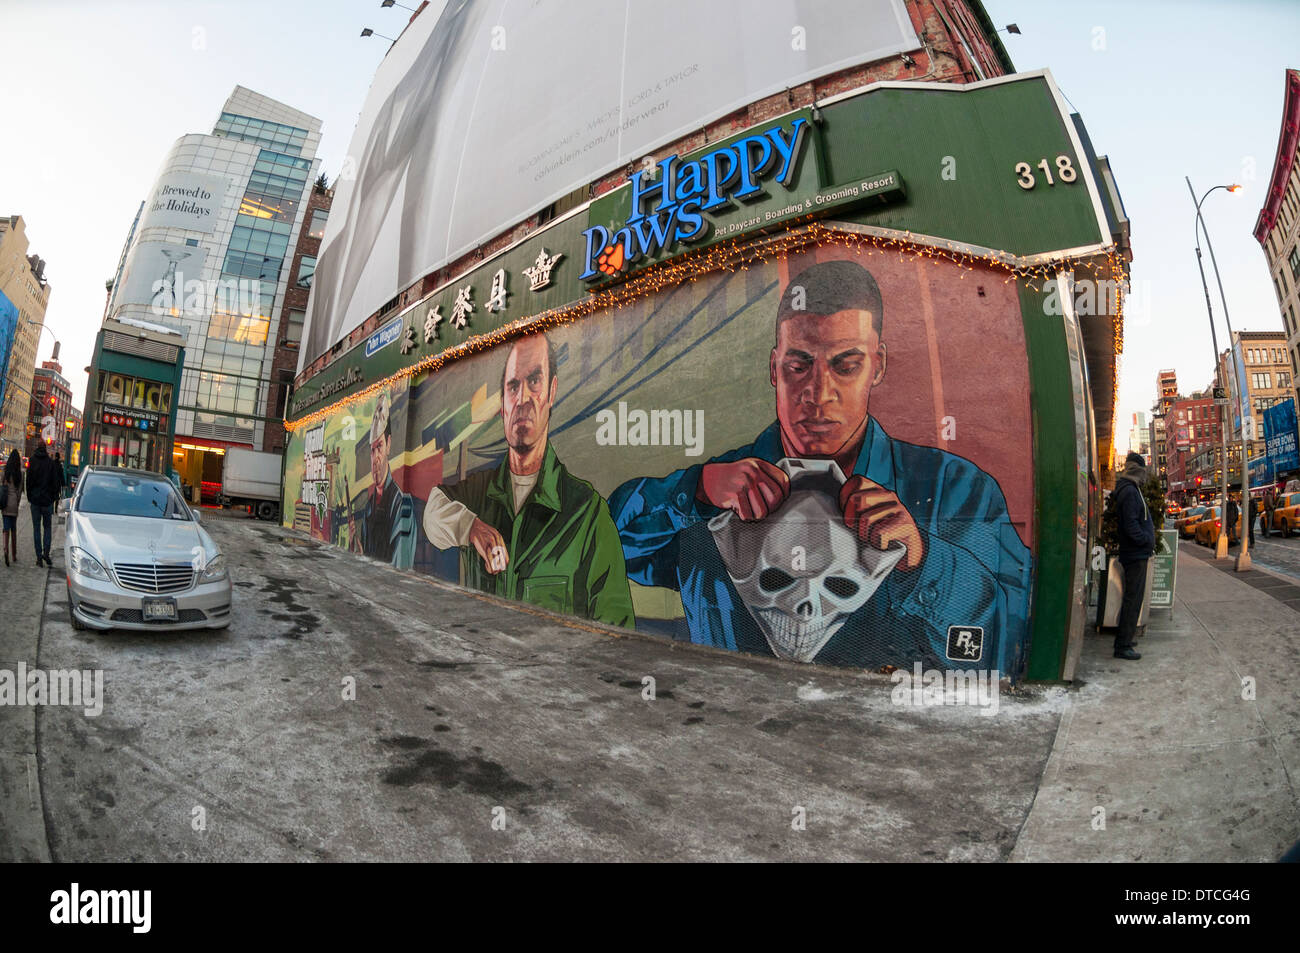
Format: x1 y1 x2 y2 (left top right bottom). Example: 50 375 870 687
355 391 417 568
609 259 1033 671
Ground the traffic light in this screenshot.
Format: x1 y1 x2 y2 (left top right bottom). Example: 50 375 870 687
1195 476 1203 487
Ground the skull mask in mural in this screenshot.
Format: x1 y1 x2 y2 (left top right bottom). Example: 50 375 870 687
709 458 906 662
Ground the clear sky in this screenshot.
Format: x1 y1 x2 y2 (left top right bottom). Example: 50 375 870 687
985 0 1298 450
0 0 391 408
2 0 1296 437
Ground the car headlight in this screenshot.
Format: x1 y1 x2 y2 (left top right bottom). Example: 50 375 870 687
69 546 108 580
202 554 227 580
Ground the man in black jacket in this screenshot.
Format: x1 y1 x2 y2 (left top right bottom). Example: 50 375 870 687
1113 452 1155 660
26 440 64 567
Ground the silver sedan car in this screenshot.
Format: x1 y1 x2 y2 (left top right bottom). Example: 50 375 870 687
65 466 232 631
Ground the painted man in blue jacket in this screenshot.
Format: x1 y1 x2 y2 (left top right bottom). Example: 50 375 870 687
608 260 1033 672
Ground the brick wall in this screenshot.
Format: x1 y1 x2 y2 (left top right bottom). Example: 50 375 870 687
266 185 333 452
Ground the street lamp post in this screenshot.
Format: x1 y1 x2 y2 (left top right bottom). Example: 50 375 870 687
1187 177 1250 569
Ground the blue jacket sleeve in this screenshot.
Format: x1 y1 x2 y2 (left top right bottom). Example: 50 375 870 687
608 442 758 589
890 452 1033 672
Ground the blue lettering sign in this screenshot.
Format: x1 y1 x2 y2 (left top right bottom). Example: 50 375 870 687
579 117 810 281
365 316 404 358
1265 399 1299 472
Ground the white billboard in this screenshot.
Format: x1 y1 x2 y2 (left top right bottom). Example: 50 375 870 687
116 241 209 312
302 0 920 367
141 171 229 233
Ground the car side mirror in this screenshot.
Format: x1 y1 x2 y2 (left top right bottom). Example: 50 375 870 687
192 509 201 523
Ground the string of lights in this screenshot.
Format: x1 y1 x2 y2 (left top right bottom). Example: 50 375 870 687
284 220 1128 436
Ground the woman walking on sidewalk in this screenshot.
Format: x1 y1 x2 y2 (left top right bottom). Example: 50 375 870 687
2 449 23 567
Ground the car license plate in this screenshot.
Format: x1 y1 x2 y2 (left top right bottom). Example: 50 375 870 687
143 598 177 620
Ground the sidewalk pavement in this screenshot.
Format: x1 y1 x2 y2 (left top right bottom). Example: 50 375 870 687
6 511 1299 861
0 511 60 862
1012 543 1300 861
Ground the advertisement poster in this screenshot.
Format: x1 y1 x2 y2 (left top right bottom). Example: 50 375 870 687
1148 529 1178 609
140 171 229 233
115 241 210 312
0 288 17 398
1265 399 1299 472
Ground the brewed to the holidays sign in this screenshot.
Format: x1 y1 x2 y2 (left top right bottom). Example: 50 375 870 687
141 172 228 233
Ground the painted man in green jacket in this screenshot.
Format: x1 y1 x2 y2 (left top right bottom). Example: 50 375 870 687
422 333 635 628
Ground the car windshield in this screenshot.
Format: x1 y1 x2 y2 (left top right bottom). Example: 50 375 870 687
77 472 192 520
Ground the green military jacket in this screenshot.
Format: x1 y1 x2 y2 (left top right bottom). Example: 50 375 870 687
442 443 635 628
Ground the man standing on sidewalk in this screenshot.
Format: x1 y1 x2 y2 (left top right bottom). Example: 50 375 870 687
1114 451 1155 660
25 439 63 568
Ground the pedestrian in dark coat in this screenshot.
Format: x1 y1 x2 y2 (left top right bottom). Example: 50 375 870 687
2 449 23 567
25 440 64 567
1114 452 1155 660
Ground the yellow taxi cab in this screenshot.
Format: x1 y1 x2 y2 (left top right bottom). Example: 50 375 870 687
1177 505 1208 539
1195 506 1225 546
1270 492 1300 537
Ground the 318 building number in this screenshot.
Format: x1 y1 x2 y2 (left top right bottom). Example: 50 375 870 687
1015 156 1077 190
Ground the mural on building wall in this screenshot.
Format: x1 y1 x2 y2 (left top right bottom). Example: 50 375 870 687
422 333 636 627
286 235 1036 673
288 381 417 567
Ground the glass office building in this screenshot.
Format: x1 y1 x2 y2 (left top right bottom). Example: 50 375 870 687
103 87 321 491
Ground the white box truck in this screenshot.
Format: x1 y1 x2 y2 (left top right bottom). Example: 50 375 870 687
221 448 283 521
